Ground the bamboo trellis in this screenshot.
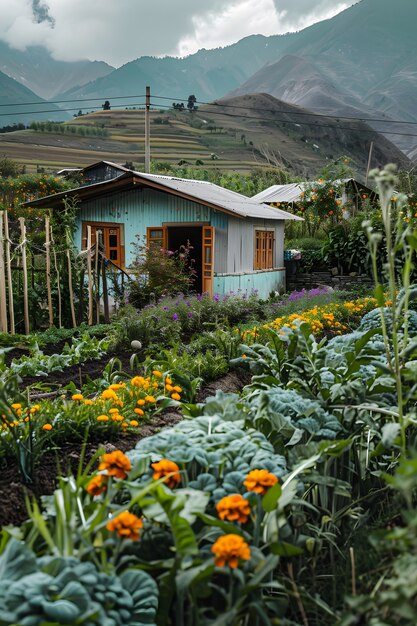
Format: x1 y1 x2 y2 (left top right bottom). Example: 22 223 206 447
0 215 115 334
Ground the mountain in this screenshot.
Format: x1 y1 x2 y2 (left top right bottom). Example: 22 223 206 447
227 0 417 155
55 0 417 156
0 42 114 99
0 70 67 125
56 34 293 106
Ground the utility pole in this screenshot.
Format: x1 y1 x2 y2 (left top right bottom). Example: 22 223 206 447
145 85 150 173
365 141 374 186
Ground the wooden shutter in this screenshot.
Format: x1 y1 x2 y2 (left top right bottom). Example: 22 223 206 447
202 225 215 295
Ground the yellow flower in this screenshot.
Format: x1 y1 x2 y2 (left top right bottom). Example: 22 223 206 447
145 395 156 403
244 469 278 495
109 408 120 414
171 392 181 401
216 495 251 524
101 389 118 401
134 408 144 416
106 511 143 541
86 474 107 496
211 534 251 569
151 459 181 488
11 403 22 410
99 450 131 479
152 370 162 378
130 420 139 427
173 385 182 393
84 399 93 406
72 394 84 401
97 414 109 422
137 399 146 406
42 423 53 431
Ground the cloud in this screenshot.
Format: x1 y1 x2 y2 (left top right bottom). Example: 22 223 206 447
273 0 352 30
177 0 280 56
0 0 357 66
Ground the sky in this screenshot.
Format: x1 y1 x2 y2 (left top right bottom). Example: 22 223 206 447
0 0 357 68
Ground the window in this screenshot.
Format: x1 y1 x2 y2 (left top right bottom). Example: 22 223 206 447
254 230 274 270
146 226 167 249
82 222 124 268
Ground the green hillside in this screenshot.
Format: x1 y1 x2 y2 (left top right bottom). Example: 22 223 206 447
0 95 409 177
0 70 68 126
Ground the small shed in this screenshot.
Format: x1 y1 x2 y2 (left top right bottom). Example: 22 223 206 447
252 178 377 212
24 164 302 298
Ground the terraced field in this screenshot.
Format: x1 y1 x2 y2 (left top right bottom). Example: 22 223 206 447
0 95 406 176
0 108 266 174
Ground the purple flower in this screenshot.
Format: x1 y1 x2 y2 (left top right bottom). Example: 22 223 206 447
172 313 179 321
187 312 192 318
163 306 168 311
213 294 220 302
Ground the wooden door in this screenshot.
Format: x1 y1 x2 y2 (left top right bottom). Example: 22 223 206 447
202 226 215 296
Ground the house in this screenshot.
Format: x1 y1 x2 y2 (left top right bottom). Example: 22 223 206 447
252 178 377 212
24 162 302 298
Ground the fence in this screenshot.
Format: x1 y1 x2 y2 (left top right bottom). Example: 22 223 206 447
0 211 126 334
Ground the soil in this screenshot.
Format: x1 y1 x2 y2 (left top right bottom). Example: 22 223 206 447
1 362 250 527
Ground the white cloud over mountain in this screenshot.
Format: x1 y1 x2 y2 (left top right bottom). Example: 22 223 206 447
0 0 357 67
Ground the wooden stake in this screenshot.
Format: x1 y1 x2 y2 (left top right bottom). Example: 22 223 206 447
18 217 29 335
50 223 62 328
3 211 14 334
94 229 100 324
0 211 8 333
45 216 53 327
86 225 93 326
98 231 110 324
66 230 76 328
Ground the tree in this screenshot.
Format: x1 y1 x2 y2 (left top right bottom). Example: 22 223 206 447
172 102 184 111
187 95 197 112
102 100 111 111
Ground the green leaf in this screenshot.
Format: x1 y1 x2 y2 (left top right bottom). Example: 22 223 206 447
270 542 304 556
381 423 401 448
262 482 282 513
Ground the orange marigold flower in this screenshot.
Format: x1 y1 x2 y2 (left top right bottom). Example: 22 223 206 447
99 450 131 479
130 420 139 427
151 459 181 488
137 399 146 406
101 389 118 401
86 474 108 496
72 393 84 401
145 395 156 403
97 414 109 422
171 392 181 401
134 408 144 416
211 534 251 569
106 510 143 541
173 386 182 393
152 370 162 378
244 469 278 495
216 494 251 524
42 423 53 431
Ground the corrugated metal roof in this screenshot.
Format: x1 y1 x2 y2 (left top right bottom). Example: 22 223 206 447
252 179 374 204
23 168 303 221
131 171 302 220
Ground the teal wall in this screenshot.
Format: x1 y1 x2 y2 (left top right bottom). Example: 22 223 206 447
74 187 228 267
74 185 287 296
213 269 285 299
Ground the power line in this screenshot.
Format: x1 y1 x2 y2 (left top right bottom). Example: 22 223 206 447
150 102 417 139
0 94 146 107
152 93 417 128
0 103 145 117
2 89 417 129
